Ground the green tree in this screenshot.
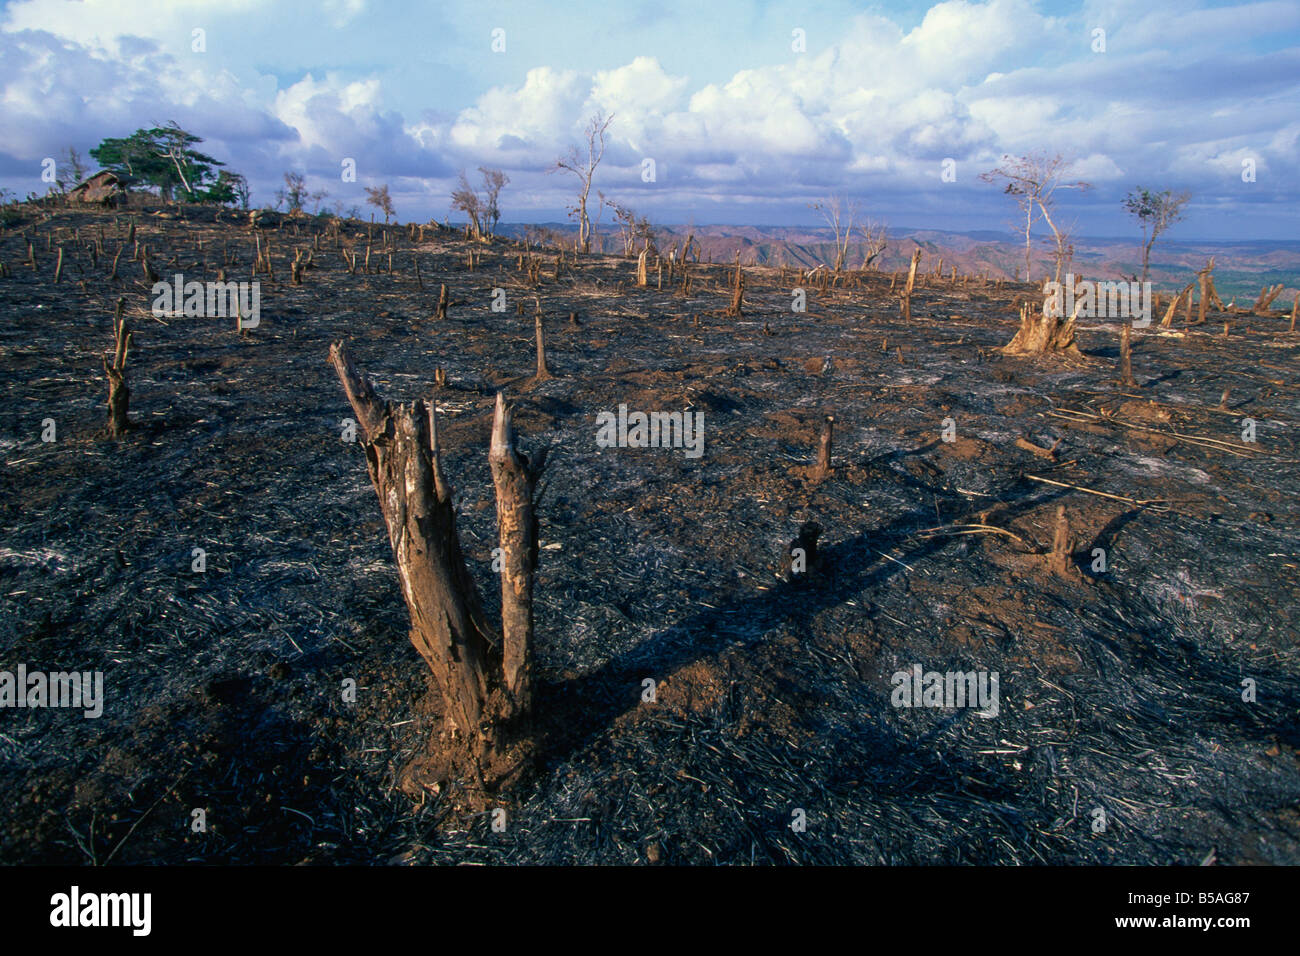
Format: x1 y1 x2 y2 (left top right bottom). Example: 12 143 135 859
1123 187 1191 283
90 123 226 202
202 170 249 208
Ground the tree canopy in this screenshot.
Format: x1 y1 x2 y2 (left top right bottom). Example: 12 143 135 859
89 123 233 203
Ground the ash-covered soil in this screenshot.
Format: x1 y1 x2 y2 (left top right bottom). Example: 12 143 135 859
1 204 1298 865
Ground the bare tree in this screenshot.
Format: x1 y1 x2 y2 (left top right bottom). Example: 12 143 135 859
1123 187 1191 283
450 171 485 239
601 193 658 257
981 152 1089 284
55 147 88 193
858 217 888 269
479 167 509 238
1044 217 1080 286
449 168 508 241
277 172 308 214
553 111 613 254
365 184 396 224
809 195 859 272
602 193 637 257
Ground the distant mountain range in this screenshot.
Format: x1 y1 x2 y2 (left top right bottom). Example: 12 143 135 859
500 222 1300 302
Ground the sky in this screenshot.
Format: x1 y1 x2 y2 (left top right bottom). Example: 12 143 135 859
1 0 1297 240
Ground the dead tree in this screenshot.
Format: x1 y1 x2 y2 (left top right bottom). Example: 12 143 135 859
858 218 887 269
813 415 834 479
635 247 648 287
1118 320 1135 387
1252 284 1285 316
1160 282 1194 328
726 256 744 317
553 111 612 254
1196 258 1225 324
900 249 922 321
1048 505 1074 576
809 195 857 272
533 308 551 381
328 342 544 792
103 303 132 438
982 152 1090 284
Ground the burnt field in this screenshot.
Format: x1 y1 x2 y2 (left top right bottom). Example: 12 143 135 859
1 204 1298 865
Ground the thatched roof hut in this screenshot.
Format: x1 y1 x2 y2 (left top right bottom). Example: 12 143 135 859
67 170 126 206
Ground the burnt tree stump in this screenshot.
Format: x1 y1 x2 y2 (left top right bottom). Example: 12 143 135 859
103 304 132 438
1118 319 1135 387
1002 299 1081 357
328 341 544 794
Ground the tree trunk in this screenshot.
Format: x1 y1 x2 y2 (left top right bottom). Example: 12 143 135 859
104 309 132 438
900 249 922 321
327 342 541 794
1118 320 1135 386
813 415 834 479
1002 299 1081 357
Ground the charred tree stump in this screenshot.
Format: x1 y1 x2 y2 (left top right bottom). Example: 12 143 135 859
726 258 745 317
534 310 551 381
490 397 541 714
1252 283 1285 316
1049 505 1074 577
900 249 921 321
103 303 132 438
1001 298 1081 357
1195 258 1224 324
328 342 544 794
635 248 648 288
1161 283 1192 328
1118 319 1135 386
813 415 834 479
435 283 449 321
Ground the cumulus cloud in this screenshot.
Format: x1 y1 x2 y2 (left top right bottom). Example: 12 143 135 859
0 0 1295 234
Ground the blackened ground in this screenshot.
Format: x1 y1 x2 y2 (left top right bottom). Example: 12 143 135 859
1 203 1297 864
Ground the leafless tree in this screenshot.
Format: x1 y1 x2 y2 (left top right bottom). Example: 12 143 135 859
1044 220 1079 285
364 184 396 224
479 168 509 237
277 171 308 214
553 111 613 254
981 152 1089 284
601 193 658 257
858 218 888 269
809 195 860 272
450 168 509 241
450 171 484 239
55 147 88 193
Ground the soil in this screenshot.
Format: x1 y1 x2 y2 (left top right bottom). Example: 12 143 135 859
1 202 1298 865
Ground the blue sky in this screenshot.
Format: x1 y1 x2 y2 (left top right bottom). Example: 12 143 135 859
1 0 1297 239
